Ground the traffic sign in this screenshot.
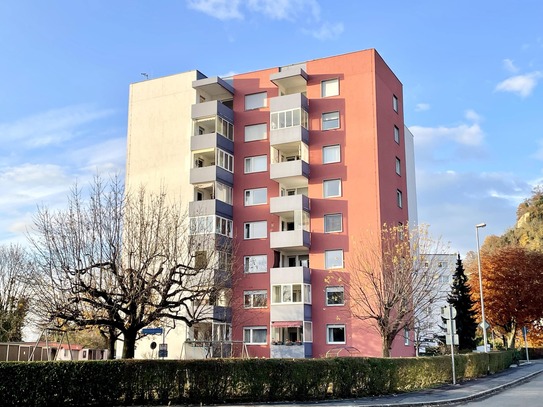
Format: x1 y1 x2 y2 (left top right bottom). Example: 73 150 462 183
142 327 163 335
446 334 459 345
446 319 457 335
479 321 490 330
158 343 168 358
441 305 457 320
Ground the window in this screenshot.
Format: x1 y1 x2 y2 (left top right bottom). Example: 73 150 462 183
216 117 234 140
244 188 267 206
189 215 233 238
244 123 267 142
272 283 311 304
327 324 346 344
395 157 401 175
217 149 234 172
271 108 308 130
244 255 267 273
244 327 267 344
321 78 339 97
325 249 343 269
393 95 399 112
245 155 267 173
322 111 340 130
323 179 341 198
245 92 267 110
326 286 344 306
404 328 410 345
244 290 267 308
394 125 400 144
194 251 208 270
244 221 267 239
323 145 340 164
397 189 403 208
215 182 233 204
324 214 342 233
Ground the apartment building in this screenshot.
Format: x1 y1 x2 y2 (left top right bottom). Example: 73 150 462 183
125 49 416 359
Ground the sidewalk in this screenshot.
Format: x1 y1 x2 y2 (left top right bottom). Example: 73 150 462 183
218 359 543 407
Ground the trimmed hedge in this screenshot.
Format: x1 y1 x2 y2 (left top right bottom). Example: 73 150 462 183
0 351 515 406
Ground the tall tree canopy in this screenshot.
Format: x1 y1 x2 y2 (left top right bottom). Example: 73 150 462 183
448 255 478 351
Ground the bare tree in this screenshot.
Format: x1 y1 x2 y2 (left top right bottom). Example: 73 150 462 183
28 176 233 358
348 223 448 357
0 244 31 342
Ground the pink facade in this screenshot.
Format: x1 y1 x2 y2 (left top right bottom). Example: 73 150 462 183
221 50 414 358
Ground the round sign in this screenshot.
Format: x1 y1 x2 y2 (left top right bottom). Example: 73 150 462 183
150 341 157 350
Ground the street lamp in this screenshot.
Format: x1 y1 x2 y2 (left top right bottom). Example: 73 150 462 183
475 223 488 352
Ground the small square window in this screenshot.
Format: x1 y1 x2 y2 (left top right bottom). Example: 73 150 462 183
244 221 267 239
243 327 267 344
393 95 399 112
323 179 341 198
327 324 345 344
245 92 267 110
321 78 339 97
244 255 267 273
245 155 267 173
244 188 267 206
323 145 340 164
325 249 343 269
395 157 401 175
394 125 400 144
322 111 340 130
324 214 342 233
397 190 403 208
326 286 344 306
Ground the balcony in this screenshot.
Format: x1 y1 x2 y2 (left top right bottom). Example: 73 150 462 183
270 194 310 216
191 100 234 123
270 230 310 251
270 266 310 285
192 76 234 101
270 67 307 95
191 132 233 155
190 166 233 186
270 125 309 147
189 199 233 219
270 342 311 359
269 93 308 113
270 160 309 188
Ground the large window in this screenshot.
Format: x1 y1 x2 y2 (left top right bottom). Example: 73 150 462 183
245 123 267 142
243 327 267 344
327 324 346 344
245 92 267 110
244 255 267 273
324 213 342 233
321 78 339 97
323 179 341 198
245 155 267 173
244 290 267 308
217 149 234 172
272 284 311 304
244 221 267 239
270 108 308 130
244 188 267 206
323 145 340 164
325 249 343 269
189 215 232 238
215 182 233 204
326 286 344 306
322 111 340 130
216 117 234 140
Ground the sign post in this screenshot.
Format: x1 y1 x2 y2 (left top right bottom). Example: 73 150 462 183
442 305 457 385
522 326 530 363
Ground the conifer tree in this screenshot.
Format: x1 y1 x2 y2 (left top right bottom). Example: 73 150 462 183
448 255 478 351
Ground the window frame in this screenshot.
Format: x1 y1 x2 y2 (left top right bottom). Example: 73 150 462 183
244 155 267 173
395 157 401 175
326 324 346 344
244 254 267 274
321 78 339 98
397 189 403 208
322 111 340 130
323 178 342 198
325 249 344 269
325 286 345 306
322 144 341 164
245 92 267 110
393 94 399 112
243 326 267 344
244 187 267 206
324 213 342 233
244 221 267 240
244 290 268 308
244 123 267 142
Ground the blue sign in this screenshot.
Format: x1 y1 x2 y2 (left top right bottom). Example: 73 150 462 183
142 327 163 335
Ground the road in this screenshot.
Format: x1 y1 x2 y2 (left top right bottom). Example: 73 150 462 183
461 371 543 406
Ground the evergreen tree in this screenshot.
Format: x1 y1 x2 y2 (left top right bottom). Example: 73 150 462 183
448 255 478 351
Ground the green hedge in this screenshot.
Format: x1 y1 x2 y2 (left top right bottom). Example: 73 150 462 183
0 351 515 406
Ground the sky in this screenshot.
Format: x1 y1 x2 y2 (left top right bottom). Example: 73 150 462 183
1 0 543 255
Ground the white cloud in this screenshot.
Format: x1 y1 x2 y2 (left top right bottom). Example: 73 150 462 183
304 21 344 40
464 109 482 123
415 103 430 112
495 71 542 97
186 0 243 20
0 105 114 148
410 122 484 147
247 0 320 21
502 58 519 73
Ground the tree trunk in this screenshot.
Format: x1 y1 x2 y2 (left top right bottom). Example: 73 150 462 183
123 329 137 359
107 329 116 359
382 335 393 357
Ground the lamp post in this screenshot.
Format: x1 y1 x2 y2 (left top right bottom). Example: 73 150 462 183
476 223 488 352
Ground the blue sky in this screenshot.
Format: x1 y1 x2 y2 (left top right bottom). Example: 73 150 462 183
1 0 542 255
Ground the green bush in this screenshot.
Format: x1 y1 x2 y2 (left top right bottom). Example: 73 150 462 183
0 350 519 406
